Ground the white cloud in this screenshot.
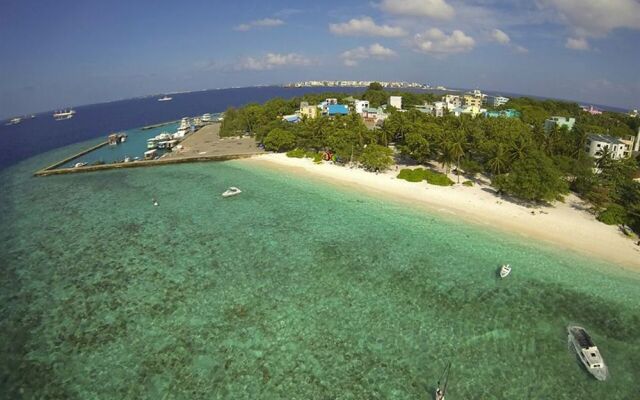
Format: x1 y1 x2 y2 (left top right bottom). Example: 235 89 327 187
380 0 455 20
490 29 510 44
329 17 407 37
234 18 284 31
413 28 475 55
341 43 396 66
514 45 529 54
235 53 311 70
540 0 640 36
565 37 590 50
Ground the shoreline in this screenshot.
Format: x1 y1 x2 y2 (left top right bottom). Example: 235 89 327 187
239 153 640 272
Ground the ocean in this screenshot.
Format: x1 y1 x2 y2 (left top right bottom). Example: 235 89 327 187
0 87 638 398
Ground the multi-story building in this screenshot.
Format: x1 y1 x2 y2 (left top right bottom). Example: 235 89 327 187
585 134 633 160
299 103 318 119
443 95 461 110
389 96 402 110
354 100 370 115
544 116 576 132
463 95 482 109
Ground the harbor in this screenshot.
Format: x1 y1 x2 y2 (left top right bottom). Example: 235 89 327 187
34 113 265 176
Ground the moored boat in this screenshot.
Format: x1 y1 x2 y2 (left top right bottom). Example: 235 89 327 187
222 187 242 197
157 95 172 102
567 325 608 381
499 264 511 278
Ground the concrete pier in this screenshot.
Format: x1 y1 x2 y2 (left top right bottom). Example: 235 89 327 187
34 123 265 176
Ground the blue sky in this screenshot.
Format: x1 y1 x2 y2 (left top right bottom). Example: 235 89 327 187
1 0 639 118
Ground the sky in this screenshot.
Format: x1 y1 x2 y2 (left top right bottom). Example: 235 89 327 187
1 0 639 118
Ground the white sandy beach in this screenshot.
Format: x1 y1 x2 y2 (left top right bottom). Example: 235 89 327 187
242 153 640 271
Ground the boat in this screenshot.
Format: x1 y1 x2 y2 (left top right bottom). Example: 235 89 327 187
53 109 75 120
6 117 22 125
173 118 192 138
499 264 511 278
73 162 87 168
435 361 451 400
568 325 608 381
202 113 213 123
222 187 242 198
157 95 172 102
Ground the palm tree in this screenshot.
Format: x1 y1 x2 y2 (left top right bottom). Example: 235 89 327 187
595 146 614 171
509 137 529 163
437 138 454 174
449 130 467 183
487 145 509 176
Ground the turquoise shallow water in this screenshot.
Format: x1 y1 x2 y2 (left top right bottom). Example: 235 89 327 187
1 141 639 399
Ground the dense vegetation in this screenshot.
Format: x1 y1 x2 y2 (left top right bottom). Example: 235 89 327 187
397 168 454 186
220 83 640 233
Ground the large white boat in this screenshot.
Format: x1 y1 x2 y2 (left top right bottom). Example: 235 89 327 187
567 325 608 381
173 117 192 138
53 109 75 120
6 117 22 126
202 113 213 123
157 95 172 102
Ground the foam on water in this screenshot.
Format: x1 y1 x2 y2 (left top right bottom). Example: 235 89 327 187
1 143 639 399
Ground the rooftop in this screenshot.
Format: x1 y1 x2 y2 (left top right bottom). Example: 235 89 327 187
587 134 625 145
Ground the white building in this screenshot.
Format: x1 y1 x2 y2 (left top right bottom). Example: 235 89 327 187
354 100 370 115
585 134 633 160
389 96 402 110
491 96 510 107
443 95 462 111
545 116 576 132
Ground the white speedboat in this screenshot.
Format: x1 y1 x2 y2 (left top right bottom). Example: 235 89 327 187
73 162 87 168
157 95 172 102
222 187 242 197
499 264 511 278
567 325 608 381
6 117 22 125
53 109 75 120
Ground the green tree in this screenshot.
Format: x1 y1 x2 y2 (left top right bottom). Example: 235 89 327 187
494 151 568 202
368 82 383 91
359 144 394 172
263 128 296 152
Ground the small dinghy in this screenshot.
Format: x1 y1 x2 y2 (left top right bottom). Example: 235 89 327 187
499 264 511 278
222 187 242 198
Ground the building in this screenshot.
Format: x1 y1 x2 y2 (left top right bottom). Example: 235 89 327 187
327 104 349 116
451 106 483 118
490 96 510 107
354 100 370 115
581 105 603 115
389 96 402 110
545 116 576 132
585 134 633 160
299 103 318 119
443 95 462 110
484 109 521 118
416 102 445 117
282 114 300 123
463 95 482 109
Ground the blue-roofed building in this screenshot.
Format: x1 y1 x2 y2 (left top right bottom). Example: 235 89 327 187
327 104 349 116
282 114 300 123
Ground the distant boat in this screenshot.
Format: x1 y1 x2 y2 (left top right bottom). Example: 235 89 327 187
73 162 87 168
6 117 22 126
222 187 242 198
568 325 608 381
499 264 511 278
53 109 75 120
157 95 172 102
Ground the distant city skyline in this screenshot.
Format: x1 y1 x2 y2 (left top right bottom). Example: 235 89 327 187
1 0 639 118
